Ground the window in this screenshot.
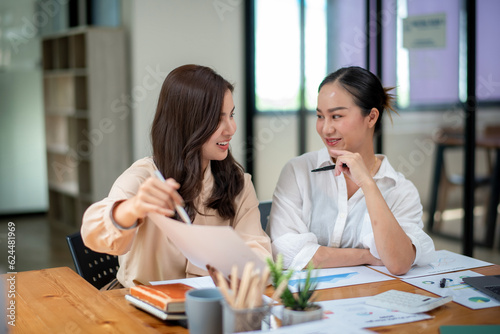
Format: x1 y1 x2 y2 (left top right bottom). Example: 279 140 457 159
477 0 500 102
254 0 327 112
391 0 500 108
395 0 462 109
325 0 367 71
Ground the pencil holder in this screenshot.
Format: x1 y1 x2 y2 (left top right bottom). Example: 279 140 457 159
221 300 271 333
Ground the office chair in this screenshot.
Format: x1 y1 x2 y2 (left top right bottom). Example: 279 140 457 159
258 200 272 232
66 231 119 290
428 127 493 234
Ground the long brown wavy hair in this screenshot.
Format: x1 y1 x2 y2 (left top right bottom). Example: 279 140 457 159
151 65 244 222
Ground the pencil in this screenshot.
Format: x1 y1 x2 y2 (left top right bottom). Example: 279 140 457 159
260 266 270 290
230 265 238 294
271 278 289 301
216 271 234 306
153 170 192 224
235 262 254 308
246 272 260 308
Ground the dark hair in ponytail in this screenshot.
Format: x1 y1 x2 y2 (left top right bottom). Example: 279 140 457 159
318 66 396 135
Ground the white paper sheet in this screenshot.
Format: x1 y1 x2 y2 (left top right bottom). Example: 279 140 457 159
369 250 493 279
287 266 395 292
243 318 373 334
148 213 267 278
150 276 216 289
271 296 431 328
403 270 500 310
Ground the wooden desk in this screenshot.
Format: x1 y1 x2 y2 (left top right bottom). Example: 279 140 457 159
7 265 499 333
7 267 157 333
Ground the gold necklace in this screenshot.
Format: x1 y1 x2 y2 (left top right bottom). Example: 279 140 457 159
370 156 379 176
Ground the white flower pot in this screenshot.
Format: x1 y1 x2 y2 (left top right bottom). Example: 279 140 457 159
282 305 323 326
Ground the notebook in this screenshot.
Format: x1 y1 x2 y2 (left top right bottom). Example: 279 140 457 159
125 294 187 321
462 275 500 302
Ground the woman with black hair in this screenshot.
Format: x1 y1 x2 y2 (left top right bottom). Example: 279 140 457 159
268 66 435 276
82 64 271 288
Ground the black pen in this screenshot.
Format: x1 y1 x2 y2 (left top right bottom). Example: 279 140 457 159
311 163 347 173
439 278 447 288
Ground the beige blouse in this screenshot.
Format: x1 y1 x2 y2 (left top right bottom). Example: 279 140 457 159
81 157 272 288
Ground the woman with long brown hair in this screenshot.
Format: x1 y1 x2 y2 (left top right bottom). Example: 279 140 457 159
82 64 271 288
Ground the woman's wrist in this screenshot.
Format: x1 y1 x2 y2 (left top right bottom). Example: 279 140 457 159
359 248 371 264
361 248 380 266
110 200 139 230
360 177 377 192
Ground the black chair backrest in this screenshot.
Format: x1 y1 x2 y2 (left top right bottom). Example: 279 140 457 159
66 232 119 290
258 200 272 232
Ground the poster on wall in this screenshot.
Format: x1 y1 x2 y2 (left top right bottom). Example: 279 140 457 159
403 13 446 49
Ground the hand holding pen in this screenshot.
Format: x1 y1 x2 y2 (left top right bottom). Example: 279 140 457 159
327 149 377 187
134 172 183 218
121 170 185 220
110 171 186 229
154 170 192 224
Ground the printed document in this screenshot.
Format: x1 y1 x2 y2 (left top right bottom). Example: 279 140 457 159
369 250 492 279
148 213 267 279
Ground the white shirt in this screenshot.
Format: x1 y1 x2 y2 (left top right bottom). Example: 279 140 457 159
268 148 435 270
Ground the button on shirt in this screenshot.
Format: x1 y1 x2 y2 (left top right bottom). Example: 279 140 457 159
268 148 435 270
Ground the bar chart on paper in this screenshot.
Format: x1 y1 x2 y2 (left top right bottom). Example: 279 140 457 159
369 250 493 279
287 266 394 293
288 272 358 288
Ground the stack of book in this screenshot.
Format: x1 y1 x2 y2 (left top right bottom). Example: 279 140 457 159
125 283 194 320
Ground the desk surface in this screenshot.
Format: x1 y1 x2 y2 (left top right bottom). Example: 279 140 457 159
6 265 500 333
11 266 157 333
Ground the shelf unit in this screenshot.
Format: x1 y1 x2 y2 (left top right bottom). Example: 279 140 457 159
42 27 130 228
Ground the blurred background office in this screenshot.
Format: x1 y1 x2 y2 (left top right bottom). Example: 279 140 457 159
0 0 499 272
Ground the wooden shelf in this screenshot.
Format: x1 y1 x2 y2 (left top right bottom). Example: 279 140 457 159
43 28 130 228
70 33 86 68
46 144 70 155
45 114 69 150
48 181 79 197
43 68 88 76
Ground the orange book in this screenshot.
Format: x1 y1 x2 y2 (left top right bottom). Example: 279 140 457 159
129 283 193 313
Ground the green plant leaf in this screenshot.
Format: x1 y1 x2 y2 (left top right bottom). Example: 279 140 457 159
267 255 318 311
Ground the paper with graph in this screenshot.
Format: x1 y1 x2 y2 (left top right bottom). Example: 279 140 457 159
271 296 431 329
310 296 431 327
403 270 500 309
287 266 395 293
369 250 492 279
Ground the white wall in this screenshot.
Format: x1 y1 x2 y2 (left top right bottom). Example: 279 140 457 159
124 0 246 164
0 0 47 214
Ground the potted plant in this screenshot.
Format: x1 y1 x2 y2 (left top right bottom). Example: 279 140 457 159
267 255 323 326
